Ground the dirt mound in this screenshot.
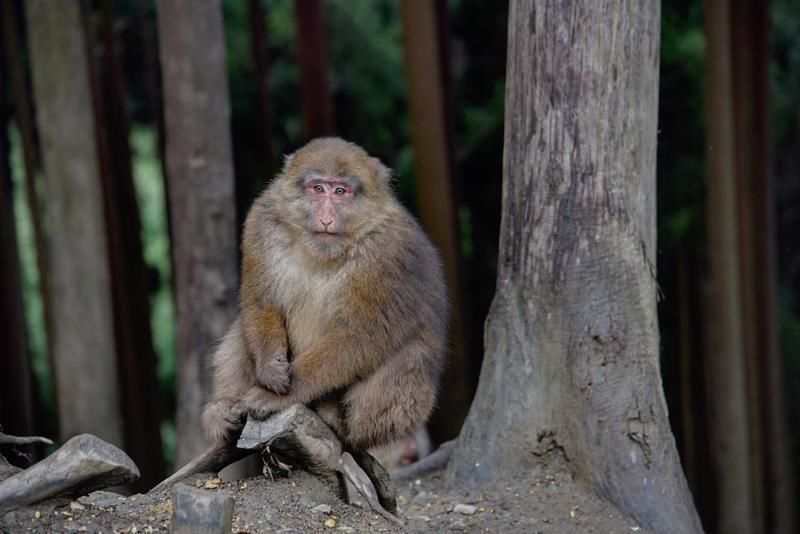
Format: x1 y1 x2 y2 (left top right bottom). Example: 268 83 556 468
0 466 646 533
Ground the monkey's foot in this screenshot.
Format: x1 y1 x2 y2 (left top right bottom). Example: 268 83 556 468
201 399 245 443
255 349 291 395
241 386 287 420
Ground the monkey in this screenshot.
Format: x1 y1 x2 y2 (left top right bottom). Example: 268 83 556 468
201 137 448 451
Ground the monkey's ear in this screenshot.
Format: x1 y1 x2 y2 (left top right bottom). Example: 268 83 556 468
371 157 393 186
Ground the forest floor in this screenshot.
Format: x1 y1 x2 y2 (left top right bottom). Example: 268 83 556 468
0 462 647 533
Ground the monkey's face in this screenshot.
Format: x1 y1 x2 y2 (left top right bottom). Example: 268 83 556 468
303 175 358 235
301 172 361 245
276 138 393 262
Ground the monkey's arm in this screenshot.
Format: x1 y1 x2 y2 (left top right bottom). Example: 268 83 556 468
242 260 421 417
240 251 291 394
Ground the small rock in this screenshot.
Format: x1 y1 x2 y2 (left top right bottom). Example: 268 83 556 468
411 491 433 505
448 518 467 530
203 478 223 490
453 503 477 515
298 494 315 508
323 517 337 528
171 483 233 534
311 504 332 515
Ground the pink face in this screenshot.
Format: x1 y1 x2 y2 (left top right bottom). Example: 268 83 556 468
305 178 356 235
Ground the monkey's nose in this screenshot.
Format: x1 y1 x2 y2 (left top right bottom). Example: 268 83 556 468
320 219 333 229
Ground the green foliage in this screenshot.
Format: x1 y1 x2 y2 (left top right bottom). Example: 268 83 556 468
657 2 706 252
8 125 54 427
130 127 176 388
771 0 800 145
460 81 504 151
222 0 417 214
130 126 177 464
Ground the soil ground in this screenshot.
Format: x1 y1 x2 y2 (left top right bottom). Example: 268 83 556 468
0 457 648 533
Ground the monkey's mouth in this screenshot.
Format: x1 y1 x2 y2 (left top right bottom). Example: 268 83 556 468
313 231 341 238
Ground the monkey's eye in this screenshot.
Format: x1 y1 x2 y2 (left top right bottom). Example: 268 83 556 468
313 184 325 194
334 186 347 195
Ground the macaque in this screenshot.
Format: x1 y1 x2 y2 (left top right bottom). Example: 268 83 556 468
202 137 447 451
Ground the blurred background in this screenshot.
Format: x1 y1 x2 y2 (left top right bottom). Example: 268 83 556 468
0 1 798 532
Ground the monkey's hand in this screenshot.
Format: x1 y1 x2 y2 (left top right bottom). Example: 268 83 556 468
254 345 291 395
201 398 245 444
241 386 295 421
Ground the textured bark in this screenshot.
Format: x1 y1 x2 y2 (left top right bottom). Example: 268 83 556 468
25 0 123 447
294 0 334 139
730 2 795 531
703 1 754 532
156 0 238 467
82 0 165 490
401 0 471 441
447 2 701 532
0 61 34 443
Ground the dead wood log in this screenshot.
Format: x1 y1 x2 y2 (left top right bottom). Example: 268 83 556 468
150 443 252 494
149 405 400 523
0 434 139 514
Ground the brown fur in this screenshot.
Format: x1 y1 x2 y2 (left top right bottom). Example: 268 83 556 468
202 138 448 450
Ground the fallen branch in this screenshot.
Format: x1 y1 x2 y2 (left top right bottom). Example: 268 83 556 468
0 432 54 447
150 443 252 494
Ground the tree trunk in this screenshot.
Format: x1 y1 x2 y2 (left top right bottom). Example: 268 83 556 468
730 3 765 531
0 52 34 447
25 0 123 447
447 2 701 532
156 0 238 467
730 1 795 531
294 0 334 139
80 0 166 489
400 0 471 442
1 0 54 365
703 1 754 532
249 0 274 179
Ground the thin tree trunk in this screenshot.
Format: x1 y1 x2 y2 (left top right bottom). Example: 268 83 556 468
25 0 123 447
132 0 170 232
400 0 471 442
731 1 795 531
1 0 54 365
730 4 766 531
703 0 754 532
156 0 238 467
249 0 274 178
0 50 34 448
80 0 166 489
294 0 334 139
447 2 701 532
